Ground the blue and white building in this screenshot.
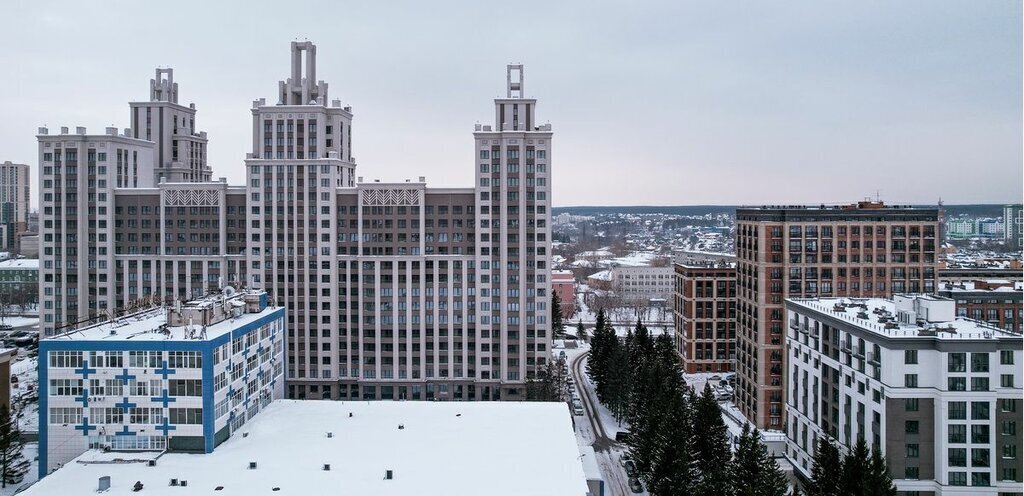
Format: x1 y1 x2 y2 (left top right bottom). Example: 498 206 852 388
38 289 285 478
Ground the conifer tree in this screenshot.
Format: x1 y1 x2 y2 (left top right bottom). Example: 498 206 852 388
731 423 790 496
865 447 897 496
551 291 565 339
808 435 842 496
692 384 733 496
577 319 587 342
644 366 696 495
840 436 871 496
0 405 28 488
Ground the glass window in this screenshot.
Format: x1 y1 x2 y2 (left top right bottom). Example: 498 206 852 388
905 350 918 364
948 353 966 372
948 424 966 443
949 448 967 467
971 353 989 373
949 401 967 420
905 420 920 435
948 471 967 486
1001 350 1015 365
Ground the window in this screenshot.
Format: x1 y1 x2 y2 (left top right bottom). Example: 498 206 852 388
971 401 990 420
905 420 920 435
1003 420 1017 436
948 471 967 486
905 398 920 412
971 353 989 373
949 424 967 443
948 353 966 372
904 374 918 388
904 466 919 479
949 448 967 466
1001 350 1015 365
948 377 966 391
949 401 967 420
168 408 203 425
49 379 83 396
971 425 990 444
906 444 919 458
168 379 202 397
970 472 990 487
971 377 990 392
49 407 83 424
1001 374 1014 388
971 448 990 468
904 350 918 364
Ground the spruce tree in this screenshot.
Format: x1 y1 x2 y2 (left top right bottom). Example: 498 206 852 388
691 384 733 496
577 319 587 342
808 435 842 496
865 447 897 496
551 291 565 339
0 405 28 488
644 366 696 495
840 436 871 496
732 424 789 496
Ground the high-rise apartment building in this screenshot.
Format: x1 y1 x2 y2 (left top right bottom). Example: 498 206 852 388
1004 204 1023 251
785 295 1022 495
130 69 211 183
673 260 737 373
40 42 553 402
0 161 30 253
246 51 551 400
734 201 940 429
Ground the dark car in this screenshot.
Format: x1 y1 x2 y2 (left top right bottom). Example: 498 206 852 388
615 431 631 443
628 477 644 493
623 460 637 477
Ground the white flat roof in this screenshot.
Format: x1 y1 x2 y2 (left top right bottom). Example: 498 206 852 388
788 297 1015 341
0 258 39 269
25 400 589 496
47 304 280 343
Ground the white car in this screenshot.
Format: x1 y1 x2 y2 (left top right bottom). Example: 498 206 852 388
573 404 584 416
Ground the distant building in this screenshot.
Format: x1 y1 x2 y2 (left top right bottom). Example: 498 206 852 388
551 270 576 317
586 270 613 291
785 295 1022 495
0 258 38 293
611 265 674 307
0 161 29 253
937 279 1023 334
26 401 590 496
129 68 211 183
735 201 940 429
38 289 285 478
673 260 736 373
940 267 1024 283
0 348 15 412
1005 205 1023 250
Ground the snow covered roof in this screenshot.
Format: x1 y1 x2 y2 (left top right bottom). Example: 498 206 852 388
0 258 39 269
24 400 590 496
587 270 612 282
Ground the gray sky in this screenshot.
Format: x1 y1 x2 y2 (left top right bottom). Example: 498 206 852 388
1 0 1020 206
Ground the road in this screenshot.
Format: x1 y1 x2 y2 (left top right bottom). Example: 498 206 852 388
570 350 645 496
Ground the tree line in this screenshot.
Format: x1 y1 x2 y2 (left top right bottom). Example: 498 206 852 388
586 308 790 496
802 435 896 496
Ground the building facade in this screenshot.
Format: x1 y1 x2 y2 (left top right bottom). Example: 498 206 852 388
552 270 576 318
937 280 1023 334
611 265 674 307
38 289 285 478
672 260 736 373
38 42 554 403
785 295 1023 495
1004 205 1023 251
0 258 38 294
734 202 940 429
129 68 211 183
0 161 30 253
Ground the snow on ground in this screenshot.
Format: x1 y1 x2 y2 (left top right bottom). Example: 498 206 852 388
0 317 38 329
0 442 38 496
11 356 39 433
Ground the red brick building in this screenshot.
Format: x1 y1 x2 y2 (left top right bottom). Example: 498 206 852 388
673 261 736 373
552 270 577 318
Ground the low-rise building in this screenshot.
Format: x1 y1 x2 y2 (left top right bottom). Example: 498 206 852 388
0 258 38 293
937 280 1023 334
1005 205 1023 250
38 289 285 478
24 401 590 496
673 260 736 373
551 270 576 317
785 295 1022 495
611 265 674 306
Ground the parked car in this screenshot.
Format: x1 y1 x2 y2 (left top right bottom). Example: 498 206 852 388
628 477 644 493
615 431 631 443
623 460 637 477
572 404 584 416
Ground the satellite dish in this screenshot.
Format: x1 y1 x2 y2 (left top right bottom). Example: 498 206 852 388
223 286 236 298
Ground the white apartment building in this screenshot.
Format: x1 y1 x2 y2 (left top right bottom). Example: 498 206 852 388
611 265 674 306
785 295 1022 495
129 68 210 183
38 289 284 478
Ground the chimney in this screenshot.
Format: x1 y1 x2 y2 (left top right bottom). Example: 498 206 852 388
60 126 69 135
106 127 118 136
38 127 48 135
75 126 86 135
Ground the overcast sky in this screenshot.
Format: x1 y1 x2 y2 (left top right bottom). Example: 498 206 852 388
1 0 1020 206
